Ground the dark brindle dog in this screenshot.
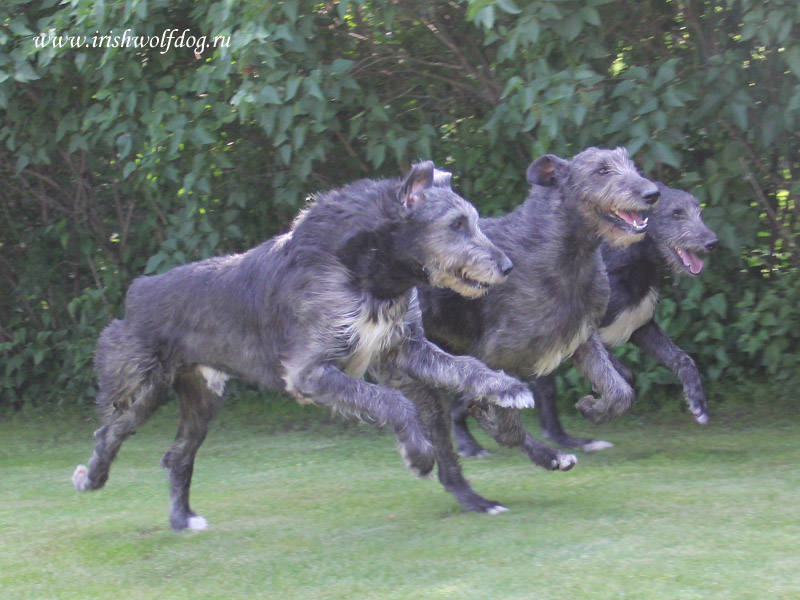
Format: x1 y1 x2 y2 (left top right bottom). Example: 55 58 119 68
529 183 719 450
72 162 535 530
392 148 659 513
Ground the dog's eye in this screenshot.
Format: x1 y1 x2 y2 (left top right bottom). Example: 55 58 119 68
597 166 610 175
672 208 686 219
450 216 467 231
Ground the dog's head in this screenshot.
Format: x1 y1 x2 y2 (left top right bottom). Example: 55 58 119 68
527 147 660 247
398 161 512 299
647 183 718 275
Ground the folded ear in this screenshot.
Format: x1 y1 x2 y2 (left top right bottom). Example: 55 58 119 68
400 160 435 209
526 155 569 187
432 168 452 189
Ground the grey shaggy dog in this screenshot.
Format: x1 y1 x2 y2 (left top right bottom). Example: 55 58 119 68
71 161 535 530
519 183 718 451
401 147 660 513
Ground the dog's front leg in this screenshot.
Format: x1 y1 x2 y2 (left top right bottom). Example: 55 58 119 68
572 333 636 423
285 362 434 476
391 338 535 409
630 319 709 424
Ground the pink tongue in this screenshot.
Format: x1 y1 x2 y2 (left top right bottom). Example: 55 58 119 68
678 248 704 274
618 210 643 226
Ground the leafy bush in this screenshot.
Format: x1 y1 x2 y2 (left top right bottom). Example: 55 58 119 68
1 0 798 409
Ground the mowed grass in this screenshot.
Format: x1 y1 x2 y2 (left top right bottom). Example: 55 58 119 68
1 391 799 600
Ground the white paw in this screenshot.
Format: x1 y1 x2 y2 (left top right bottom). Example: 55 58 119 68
398 444 433 479
553 453 578 470
187 515 208 531
695 413 709 425
487 505 509 515
72 465 89 491
582 440 614 453
492 389 535 409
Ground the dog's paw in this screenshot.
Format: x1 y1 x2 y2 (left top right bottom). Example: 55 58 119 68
576 395 610 424
486 504 509 515
457 446 491 458
187 515 208 531
398 441 435 479
582 440 613 452
690 402 709 425
72 464 90 491
490 383 534 409
552 453 577 471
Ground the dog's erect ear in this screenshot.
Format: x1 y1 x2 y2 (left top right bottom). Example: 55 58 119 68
526 155 569 187
400 160 435 209
432 168 452 189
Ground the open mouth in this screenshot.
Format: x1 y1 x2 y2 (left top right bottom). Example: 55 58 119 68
458 271 492 291
602 209 649 234
671 247 704 275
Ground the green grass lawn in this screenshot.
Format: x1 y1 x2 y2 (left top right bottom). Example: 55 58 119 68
1 390 799 600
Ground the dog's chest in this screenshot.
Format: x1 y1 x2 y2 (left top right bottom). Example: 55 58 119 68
343 298 408 378
532 319 593 377
599 287 659 346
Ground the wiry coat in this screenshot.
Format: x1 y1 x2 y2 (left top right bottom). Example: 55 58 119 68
426 147 659 419
407 148 660 513
532 183 718 450
72 162 534 530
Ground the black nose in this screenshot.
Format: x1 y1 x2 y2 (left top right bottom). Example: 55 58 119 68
642 188 660 205
500 257 514 276
705 237 719 252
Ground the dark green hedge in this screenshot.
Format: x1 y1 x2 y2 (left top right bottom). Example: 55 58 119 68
1 0 798 409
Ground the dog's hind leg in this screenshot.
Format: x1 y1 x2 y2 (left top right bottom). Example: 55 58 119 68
286 363 434 477
450 393 491 457
161 366 225 531
393 381 507 514
535 375 613 452
467 398 577 471
630 320 708 424
72 329 166 492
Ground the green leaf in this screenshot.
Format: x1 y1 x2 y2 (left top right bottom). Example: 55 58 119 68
330 59 355 73
581 6 601 26
115 133 132 158
785 47 800 80
650 141 681 168
729 102 748 129
15 154 29 173
282 0 299 22
634 96 658 115
611 79 636 98
496 0 521 15
367 143 386 168
466 0 492 21
501 75 524 99
706 293 727 318
558 13 583 42
473 6 496 30
165 114 187 132
278 144 292 164
337 0 350 20
13 60 39 83
144 253 165 274
191 127 216 145
259 85 282 104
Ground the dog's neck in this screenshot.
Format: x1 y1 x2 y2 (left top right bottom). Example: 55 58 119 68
337 223 428 300
603 236 663 296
